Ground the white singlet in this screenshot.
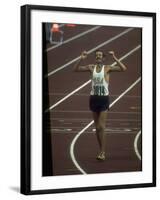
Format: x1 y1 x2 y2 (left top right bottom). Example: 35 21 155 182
90 65 109 96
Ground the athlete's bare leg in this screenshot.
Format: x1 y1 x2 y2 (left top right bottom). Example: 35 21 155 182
96 111 107 160
92 111 107 160
99 111 107 152
92 112 101 148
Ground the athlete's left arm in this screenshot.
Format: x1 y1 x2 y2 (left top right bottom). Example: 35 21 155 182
108 51 127 72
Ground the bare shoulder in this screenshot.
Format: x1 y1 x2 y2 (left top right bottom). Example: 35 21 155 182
104 65 111 73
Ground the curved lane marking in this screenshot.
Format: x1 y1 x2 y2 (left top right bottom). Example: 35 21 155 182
70 77 141 174
134 130 142 160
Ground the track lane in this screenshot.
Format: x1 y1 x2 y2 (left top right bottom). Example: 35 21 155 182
46 26 131 73
74 81 141 174
46 30 141 107
46 24 92 49
50 81 141 175
46 25 101 52
44 25 142 176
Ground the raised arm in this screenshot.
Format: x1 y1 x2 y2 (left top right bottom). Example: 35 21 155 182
73 51 93 72
108 51 127 72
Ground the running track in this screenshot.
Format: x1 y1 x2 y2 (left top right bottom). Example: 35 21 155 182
43 24 142 176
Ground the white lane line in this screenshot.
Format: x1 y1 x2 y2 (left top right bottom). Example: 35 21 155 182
48 127 141 131
45 80 91 112
50 110 141 114
52 131 140 135
46 28 134 77
109 78 141 107
70 77 141 174
45 45 141 112
48 93 141 98
134 130 142 160
46 26 101 52
70 121 93 174
51 118 141 122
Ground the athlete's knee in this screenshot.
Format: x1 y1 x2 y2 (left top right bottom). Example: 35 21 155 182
96 124 105 132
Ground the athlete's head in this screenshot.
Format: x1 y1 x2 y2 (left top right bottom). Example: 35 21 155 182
95 49 105 63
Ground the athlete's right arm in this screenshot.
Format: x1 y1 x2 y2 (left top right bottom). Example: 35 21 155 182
73 51 93 72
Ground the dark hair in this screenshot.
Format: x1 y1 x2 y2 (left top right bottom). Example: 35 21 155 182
95 49 106 57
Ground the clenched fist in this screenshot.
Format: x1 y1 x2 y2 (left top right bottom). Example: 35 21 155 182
81 51 88 59
108 51 115 56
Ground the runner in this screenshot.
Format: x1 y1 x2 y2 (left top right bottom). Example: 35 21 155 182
74 49 127 160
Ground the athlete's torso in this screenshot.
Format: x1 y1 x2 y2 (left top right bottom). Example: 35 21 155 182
90 65 109 96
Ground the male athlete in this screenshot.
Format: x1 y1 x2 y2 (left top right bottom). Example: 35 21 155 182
74 50 127 160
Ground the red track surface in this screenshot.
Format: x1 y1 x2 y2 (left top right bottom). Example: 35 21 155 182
44 24 142 176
